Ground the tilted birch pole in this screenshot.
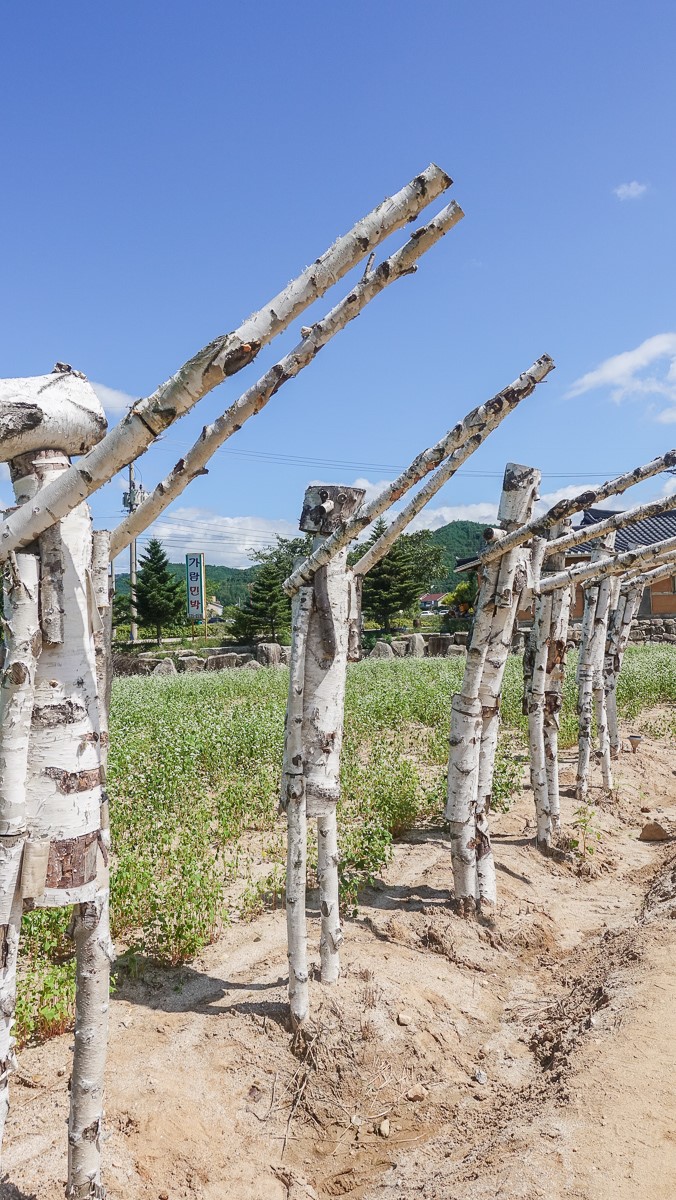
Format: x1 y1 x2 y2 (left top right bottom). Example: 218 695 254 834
283 362 554 595
446 464 541 916
479 449 676 566
537 528 676 595
541 490 676 561
352 356 555 577
109 199 465 558
0 165 453 566
0 552 40 1145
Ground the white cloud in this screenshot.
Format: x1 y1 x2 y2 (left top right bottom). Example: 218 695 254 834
535 483 600 513
566 334 676 422
407 502 499 531
613 180 648 201
91 382 137 416
131 506 298 568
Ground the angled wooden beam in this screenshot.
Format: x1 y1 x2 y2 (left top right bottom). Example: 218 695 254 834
352 355 555 577
109 198 465 557
0 164 453 564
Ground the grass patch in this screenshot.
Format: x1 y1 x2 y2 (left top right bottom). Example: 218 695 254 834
14 643 676 1043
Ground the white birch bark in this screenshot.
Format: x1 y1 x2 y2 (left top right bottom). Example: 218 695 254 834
479 449 676 566
302 550 354 985
624 552 676 589
11 457 105 899
281 588 313 1030
91 532 112 852
543 576 572 833
67 888 114 1200
538 529 676 595
446 465 540 915
596 575 621 789
541 490 676 562
0 165 453 564
284 365 553 594
528 591 553 846
605 581 642 757
110 198 465 557
352 355 555 576
0 552 40 1149
575 538 616 800
10 454 112 1196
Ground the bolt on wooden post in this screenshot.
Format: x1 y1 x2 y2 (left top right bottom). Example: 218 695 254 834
281 485 364 1028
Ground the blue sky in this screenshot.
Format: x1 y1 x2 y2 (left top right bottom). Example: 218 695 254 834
3 0 676 568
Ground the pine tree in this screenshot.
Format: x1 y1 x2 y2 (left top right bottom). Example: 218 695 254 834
135 538 185 643
358 520 446 632
247 557 290 641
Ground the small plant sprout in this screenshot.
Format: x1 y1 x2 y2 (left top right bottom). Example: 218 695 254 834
571 804 602 860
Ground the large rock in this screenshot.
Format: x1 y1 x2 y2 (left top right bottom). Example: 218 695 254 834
370 640 395 659
244 659 264 670
206 653 239 671
390 640 408 658
153 657 177 676
407 633 426 658
279 646 291 666
427 634 452 658
178 655 205 673
237 653 253 666
639 821 671 842
446 644 466 657
257 643 282 667
112 654 154 677
454 631 469 646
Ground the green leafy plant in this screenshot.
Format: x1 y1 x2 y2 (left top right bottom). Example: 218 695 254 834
570 804 602 860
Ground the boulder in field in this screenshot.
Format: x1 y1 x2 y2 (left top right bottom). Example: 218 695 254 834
244 659 264 670
206 653 239 671
153 658 177 676
390 640 408 658
178 656 205 673
407 633 426 658
370 641 395 659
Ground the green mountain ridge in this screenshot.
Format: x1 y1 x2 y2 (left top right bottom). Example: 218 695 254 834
114 519 486 608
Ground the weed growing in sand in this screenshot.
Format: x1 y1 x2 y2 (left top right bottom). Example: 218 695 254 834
570 804 602 860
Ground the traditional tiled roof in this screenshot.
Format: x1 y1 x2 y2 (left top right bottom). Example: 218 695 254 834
573 507 676 555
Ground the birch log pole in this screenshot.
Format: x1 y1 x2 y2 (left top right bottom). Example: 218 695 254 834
576 535 616 801
281 487 364 1025
0 370 112 1195
604 580 643 757
352 355 555 576
281 587 313 1029
480 449 676 566
446 464 541 916
538 528 676 595
0 552 40 1148
0 165 454 565
109 198 465 557
284 364 553 596
541 529 573 837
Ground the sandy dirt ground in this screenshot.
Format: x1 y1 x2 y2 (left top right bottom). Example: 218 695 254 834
2 712 676 1200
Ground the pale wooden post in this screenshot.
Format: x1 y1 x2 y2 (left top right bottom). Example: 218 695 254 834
446 463 541 917
281 486 364 1026
576 534 616 800
0 367 112 1197
526 523 572 849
